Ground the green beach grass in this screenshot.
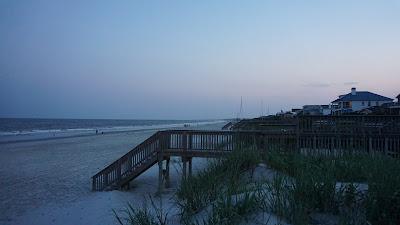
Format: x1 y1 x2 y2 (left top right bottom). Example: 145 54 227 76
114 146 400 225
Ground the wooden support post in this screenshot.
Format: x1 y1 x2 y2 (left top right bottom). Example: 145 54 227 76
188 157 193 177
158 159 163 194
182 157 187 179
165 157 170 188
188 134 192 150
157 144 164 194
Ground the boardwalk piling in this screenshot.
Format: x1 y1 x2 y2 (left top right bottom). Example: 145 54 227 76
165 157 170 188
182 157 187 179
158 147 164 193
158 159 163 193
188 157 192 177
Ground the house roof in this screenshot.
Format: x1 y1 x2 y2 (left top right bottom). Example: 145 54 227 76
332 91 393 103
397 94 400 99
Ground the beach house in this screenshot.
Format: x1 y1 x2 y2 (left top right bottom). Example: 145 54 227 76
301 105 332 115
331 88 393 114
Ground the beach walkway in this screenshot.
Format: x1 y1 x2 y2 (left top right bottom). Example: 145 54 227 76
93 130 299 191
92 117 400 191
92 130 250 191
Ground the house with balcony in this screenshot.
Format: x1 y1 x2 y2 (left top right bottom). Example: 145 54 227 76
331 88 393 114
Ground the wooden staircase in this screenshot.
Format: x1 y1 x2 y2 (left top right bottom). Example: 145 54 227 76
92 130 246 191
92 132 163 191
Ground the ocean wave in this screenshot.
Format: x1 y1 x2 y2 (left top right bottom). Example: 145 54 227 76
0 120 226 137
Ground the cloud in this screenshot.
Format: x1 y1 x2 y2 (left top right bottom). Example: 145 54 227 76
343 81 359 86
303 82 332 88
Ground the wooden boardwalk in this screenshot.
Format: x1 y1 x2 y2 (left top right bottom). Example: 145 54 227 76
92 116 400 191
92 130 257 191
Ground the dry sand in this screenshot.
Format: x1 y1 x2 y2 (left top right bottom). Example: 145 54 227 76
0 123 225 225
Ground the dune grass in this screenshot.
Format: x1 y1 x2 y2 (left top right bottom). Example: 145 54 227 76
115 145 400 225
176 146 261 224
263 149 400 225
198 191 260 225
113 196 168 225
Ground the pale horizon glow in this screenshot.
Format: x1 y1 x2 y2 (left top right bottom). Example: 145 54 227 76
1 0 399 120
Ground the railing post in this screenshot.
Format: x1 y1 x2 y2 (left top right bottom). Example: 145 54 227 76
188 133 192 150
183 131 187 150
369 137 373 154
117 160 121 182
165 131 170 150
103 172 108 189
182 131 188 179
385 137 389 156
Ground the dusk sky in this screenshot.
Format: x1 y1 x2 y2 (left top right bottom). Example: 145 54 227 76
1 0 399 119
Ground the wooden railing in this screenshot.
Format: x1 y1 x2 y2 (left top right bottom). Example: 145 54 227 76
233 115 400 134
92 131 162 191
92 130 295 191
93 127 400 191
298 115 400 134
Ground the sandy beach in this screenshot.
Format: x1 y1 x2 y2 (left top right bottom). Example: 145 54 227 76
0 122 225 225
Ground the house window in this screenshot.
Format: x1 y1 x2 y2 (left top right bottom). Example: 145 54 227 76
343 102 351 108
362 101 365 106
376 101 379 106
368 101 371 106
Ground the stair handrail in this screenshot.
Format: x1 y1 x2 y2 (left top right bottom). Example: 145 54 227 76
92 131 165 190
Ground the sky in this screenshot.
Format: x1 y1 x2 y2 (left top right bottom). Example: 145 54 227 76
0 0 399 120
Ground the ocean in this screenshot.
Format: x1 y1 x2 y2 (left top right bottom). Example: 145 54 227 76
0 118 225 143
